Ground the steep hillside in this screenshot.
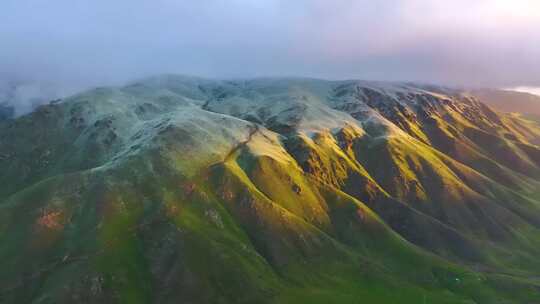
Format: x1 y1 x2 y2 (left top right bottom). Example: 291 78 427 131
1 76 540 303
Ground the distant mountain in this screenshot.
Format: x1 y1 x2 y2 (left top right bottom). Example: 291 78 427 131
1 75 540 303
472 88 540 116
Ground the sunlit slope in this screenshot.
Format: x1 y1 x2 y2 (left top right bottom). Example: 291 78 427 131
1 75 540 303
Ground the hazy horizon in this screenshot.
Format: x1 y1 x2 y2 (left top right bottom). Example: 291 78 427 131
2 1 540 87
507 86 540 97
2 0 540 115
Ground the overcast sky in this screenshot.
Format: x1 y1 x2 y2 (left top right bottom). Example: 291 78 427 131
1 0 540 89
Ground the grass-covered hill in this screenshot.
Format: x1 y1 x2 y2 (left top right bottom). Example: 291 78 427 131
1 75 540 303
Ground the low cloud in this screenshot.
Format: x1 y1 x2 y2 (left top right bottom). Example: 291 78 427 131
1 0 539 113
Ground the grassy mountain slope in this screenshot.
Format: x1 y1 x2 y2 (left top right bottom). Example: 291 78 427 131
1 76 540 303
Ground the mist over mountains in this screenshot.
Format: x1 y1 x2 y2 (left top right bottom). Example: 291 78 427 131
0 79 76 119
473 88 540 117
2 1 540 90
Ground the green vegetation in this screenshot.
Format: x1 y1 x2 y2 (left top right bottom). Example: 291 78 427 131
1 76 540 303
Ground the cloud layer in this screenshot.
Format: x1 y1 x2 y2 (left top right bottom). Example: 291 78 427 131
1 0 539 89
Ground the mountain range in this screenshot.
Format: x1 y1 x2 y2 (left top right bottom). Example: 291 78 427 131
1 75 540 303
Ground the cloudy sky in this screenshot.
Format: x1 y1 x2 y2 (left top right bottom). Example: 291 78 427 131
1 0 540 89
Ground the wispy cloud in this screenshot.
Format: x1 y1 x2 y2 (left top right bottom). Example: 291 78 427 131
509 87 540 97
